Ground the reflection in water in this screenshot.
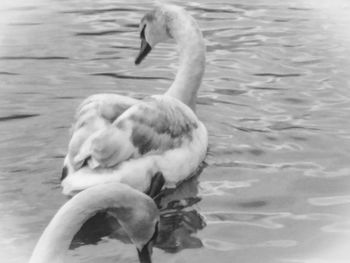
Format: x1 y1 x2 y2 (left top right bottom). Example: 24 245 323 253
71 175 206 254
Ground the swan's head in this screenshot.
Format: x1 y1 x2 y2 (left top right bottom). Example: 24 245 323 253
135 5 177 65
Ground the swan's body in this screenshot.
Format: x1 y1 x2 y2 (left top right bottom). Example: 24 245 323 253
61 4 207 197
29 183 159 263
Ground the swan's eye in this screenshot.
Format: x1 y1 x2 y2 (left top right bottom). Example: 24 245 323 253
140 25 146 39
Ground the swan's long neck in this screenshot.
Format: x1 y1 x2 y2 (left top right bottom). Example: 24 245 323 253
29 199 95 263
29 183 158 263
165 12 206 111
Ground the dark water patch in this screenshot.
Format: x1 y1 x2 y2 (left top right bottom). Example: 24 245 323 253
249 86 282 91
8 22 41 26
95 50 117 56
0 114 39 122
284 97 307 104
90 56 121 61
239 117 261 122
238 40 263 47
61 7 146 15
290 136 308 141
274 19 290 23
75 30 126 36
248 148 265 156
55 126 70 130
231 125 269 133
238 200 268 208
283 44 304 48
10 168 28 173
214 88 246 96
254 73 302 78
266 135 278 141
212 98 249 107
124 23 139 28
288 7 313 11
98 19 117 23
0 56 69 60
111 45 138 50
189 6 244 14
51 154 65 159
54 96 77 99
92 72 171 81
0 71 19 75
15 91 42 95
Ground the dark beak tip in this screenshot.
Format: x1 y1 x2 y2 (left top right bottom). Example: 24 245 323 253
135 39 152 66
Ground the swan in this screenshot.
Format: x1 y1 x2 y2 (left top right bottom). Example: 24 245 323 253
29 182 159 263
61 3 207 197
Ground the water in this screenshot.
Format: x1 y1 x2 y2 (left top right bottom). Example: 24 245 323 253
1 0 350 262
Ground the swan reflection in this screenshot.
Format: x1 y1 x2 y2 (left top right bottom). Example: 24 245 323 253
71 170 206 254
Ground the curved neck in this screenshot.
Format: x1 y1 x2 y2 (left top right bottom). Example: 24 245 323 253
29 183 158 263
29 200 94 263
165 13 206 112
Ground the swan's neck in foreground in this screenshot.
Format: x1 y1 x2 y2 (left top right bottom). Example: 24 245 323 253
165 13 206 111
29 183 158 263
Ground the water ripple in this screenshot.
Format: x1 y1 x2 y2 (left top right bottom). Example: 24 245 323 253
61 7 146 15
91 72 171 81
203 211 289 229
200 180 259 196
0 114 40 122
309 195 350 206
0 56 69 60
0 71 19 75
75 30 127 36
254 73 303 78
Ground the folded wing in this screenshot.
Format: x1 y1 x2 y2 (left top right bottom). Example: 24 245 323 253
62 94 139 179
69 95 200 172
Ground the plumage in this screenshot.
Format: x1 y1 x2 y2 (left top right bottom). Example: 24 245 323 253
62 95 207 195
61 3 208 198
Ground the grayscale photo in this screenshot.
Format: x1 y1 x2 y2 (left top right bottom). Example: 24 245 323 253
0 0 350 262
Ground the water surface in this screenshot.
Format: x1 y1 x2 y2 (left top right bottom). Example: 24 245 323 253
1 0 350 262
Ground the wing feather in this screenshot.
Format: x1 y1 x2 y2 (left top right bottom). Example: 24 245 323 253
71 95 200 170
64 94 139 172
126 96 198 155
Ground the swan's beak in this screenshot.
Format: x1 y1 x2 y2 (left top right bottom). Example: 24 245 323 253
137 242 153 263
135 39 152 65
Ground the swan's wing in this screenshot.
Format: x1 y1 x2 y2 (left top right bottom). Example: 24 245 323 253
71 96 200 171
62 94 139 179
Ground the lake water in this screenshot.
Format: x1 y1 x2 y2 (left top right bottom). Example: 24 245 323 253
1 0 350 262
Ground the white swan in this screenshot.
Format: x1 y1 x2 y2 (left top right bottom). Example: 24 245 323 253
61 4 207 197
29 182 159 263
